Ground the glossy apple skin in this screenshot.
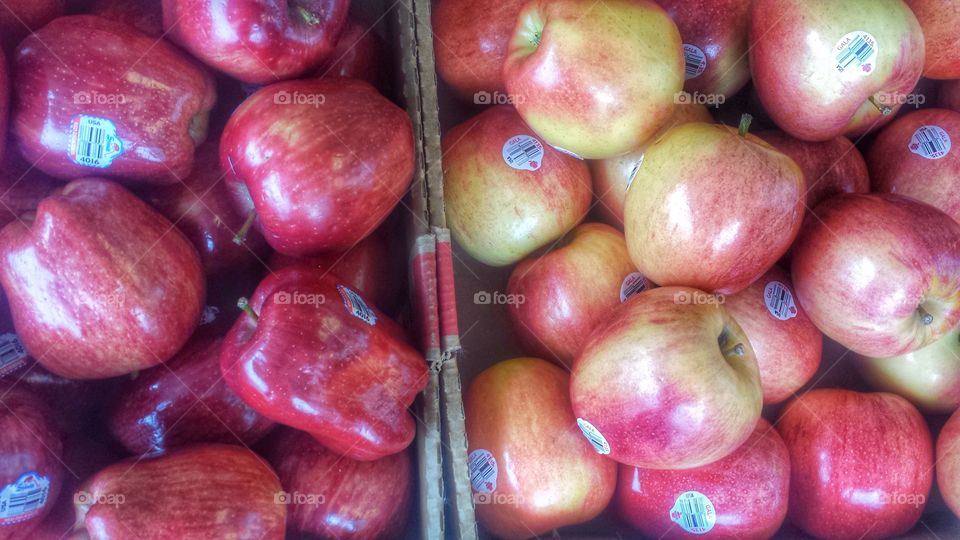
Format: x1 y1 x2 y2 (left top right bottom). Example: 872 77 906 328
939 408 960 519
590 104 712 228
905 0 960 79
791 193 960 358
0 387 63 540
0 178 205 379
310 18 386 90
868 108 960 224
750 0 924 141
465 358 616 539
220 265 428 461
506 223 637 367
616 419 789 540
262 428 412 540
163 0 348 84
778 389 932 540
442 105 591 266
91 0 163 36
77 444 285 539
108 336 275 456
0 0 63 52
624 122 805 295
0 144 59 229
723 266 822 405
13 15 216 184
503 0 684 159
221 78 414 256
570 286 762 469
657 0 752 97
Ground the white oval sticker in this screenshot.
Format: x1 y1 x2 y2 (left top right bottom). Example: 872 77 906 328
620 272 649 303
834 31 878 76
576 418 611 454
683 44 707 80
468 449 498 493
670 491 717 534
763 281 798 320
909 126 951 160
502 135 544 171
68 115 124 168
0 472 51 525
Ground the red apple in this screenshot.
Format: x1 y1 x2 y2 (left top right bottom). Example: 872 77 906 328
262 428 412 540
90 0 163 37
570 286 762 469
310 18 387 90
941 79 960 113
442 105 591 266
778 389 932 539
503 0 684 159
221 78 414 256
0 178 205 379
0 144 59 230
615 419 790 539
2 360 113 435
506 223 639 367
750 0 925 141
905 0 960 79
465 358 616 539
0 0 63 52
868 108 960 224
791 193 960 357
624 120 805 294
220 265 428 461
162 0 349 84
938 408 960 519
75 444 285 539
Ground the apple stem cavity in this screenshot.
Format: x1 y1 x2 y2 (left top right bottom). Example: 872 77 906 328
233 210 257 246
237 297 259 323
294 5 321 25
738 114 753 138
868 95 892 116
918 307 934 326
732 343 745 356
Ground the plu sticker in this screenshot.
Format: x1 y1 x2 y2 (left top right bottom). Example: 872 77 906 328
502 135 544 171
670 491 717 534
468 449 498 493
0 472 50 525
683 44 708 80
763 281 798 320
0 333 28 377
68 115 124 168
336 285 377 326
620 272 649 303
576 418 610 454
834 31 878 75
909 126 951 160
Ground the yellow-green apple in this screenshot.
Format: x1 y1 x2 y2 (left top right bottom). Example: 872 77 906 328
656 0 752 98
503 0 684 159
868 108 960 224
750 0 925 141
905 0 960 79
778 389 933 540
570 286 762 469
624 119 805 294
856 326 960 414
938 408 960 519
465 358 616 539
442 105 591 266
791 193 960 357
506 223 639 367
590 103 712 228
723 266 822 405
615 419 789 539
941 79 960 112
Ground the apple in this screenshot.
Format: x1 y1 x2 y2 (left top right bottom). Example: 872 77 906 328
75 444 285 539
2 360 114 435
220 264 428 461
570 286 762 469
162 0 349 84
0 178 205 379
868 108 960 224
941 79 960 113
657 0 752 98
0 53 7 164
442 105 591 266
506 223 639 367
432 0 526 99
750 0 925 141
310 17 387 90
791 193 960 357
0 0 63 52
905 0 960 79
465 358 616 539
615 419 789 539
0 386 63 539
91 0 163 36
221 78 414 256
261 428 412 539
590 103 712 228
624 119 805 294
778 389 933 539
0 144 59 229
722 265 822 405
503 0 684 159
938 408 960 519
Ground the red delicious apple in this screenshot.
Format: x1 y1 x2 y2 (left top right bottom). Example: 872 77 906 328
310 18 387 90
75 444 285 539
162 0 349 84
722 266 822 405
0 386 63 540
868 108 960 224
90 0 163 36
791 193 960 357
616 419 790 539
905 0 960 79
503 0 684 159
0 0 63 52
624 119 805 294
941 79 960 113
750 0 925 141
221 78 414 256
465 358 616 539
506 223 639 367
570 286 762 469
778 389 932 539
220 265 428 461
0 178 205 379
108 336 275 456
442 105 591 266
262 428 412 540
938 408 960 519
0 144 59 230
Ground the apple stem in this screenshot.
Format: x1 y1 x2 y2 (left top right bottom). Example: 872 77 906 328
233 210 257 246
732 343 745 356
295 5 321 25
918 307 934 326
738 114 753 138
868 95 892 116
237 297 259 323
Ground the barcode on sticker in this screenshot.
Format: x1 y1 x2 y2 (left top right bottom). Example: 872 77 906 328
683 44 707 80
763 281 797 320
0 472 50 525
834 31 877 75
576 418 610 454
620 272 649 303
68 115 124 168
468 449 497 493
910 126 952 160
0 333 28 377
502 135 544 171
670 491 716 534
336 285 377 326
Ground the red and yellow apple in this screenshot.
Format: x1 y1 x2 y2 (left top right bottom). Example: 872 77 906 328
905 0 960 79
